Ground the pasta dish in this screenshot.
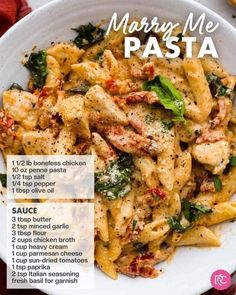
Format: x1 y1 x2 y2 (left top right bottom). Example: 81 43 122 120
0 22 236 279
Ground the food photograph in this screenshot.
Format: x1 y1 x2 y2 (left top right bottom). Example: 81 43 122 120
0 0 236 294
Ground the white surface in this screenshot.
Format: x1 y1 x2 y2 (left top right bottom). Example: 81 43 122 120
0 0 236 295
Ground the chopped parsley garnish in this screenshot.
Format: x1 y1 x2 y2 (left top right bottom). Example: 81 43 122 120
143 76 185 122
68 84 90 95
207 74 232 98
8 83 24 91
229 156 236 166
213 175 222 192
95 49 104 63
132 220 138 231
223 156 236 174
133 242 144 249
150 191 160 200
0 173 7 188
24 50 47 88
72 23 105 49
145 113 155 124
167 216 186 233
95 153 134 200
133 242 148 253
161 120 174 130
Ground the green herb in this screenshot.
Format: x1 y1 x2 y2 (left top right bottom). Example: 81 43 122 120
95 153 134 200
176 33 184 42
145 113 155 124
68 84 90 95
95 49 104 63
182 199 212 223
167 216 186 233
132 220 138 231
223 156 236 175
72 23 105 49
133 242 144 249
213 175 222 192
133 242 148 253
150 191 160 200
0 173 7 188
168 200 212 233
229 156 236 166
161 120 174 130
8 83 24 91
24 50 47 88
143 76 185 122
207 74 232 98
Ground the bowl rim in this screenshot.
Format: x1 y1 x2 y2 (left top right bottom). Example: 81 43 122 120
0 0 236 45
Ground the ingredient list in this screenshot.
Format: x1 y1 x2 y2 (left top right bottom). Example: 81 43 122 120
7 202 94 289
7 155 94 199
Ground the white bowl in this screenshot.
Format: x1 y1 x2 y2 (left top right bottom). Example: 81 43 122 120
0 0 236 294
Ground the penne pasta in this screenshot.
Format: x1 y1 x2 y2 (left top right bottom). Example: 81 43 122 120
1 21 235 280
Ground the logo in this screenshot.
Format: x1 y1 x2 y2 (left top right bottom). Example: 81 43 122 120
211 269 232 290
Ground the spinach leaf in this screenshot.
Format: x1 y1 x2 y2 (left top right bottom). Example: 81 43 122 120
133 242 148 253
24 50 47 89
223 156 236 175
168 199 212 233
95 153 134 200
229 156 236 167
68 84 90 95
72 23 105 49
8 83 24 91
161 120 174 130
144 113 155 124
132 219 138 231
133 242 144 249
213 175 222 192
207 74 232 98
0 173 7 188
143 76 185 122
167 216 186 233
95 49 104 63
182 199 212 223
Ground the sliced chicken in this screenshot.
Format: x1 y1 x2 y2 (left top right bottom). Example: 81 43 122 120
92 132 116 161
85 85 128 125
127 103 175 190
191 140 230 174
3 89 38 130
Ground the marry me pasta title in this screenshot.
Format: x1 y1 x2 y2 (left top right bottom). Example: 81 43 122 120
106 12 219 58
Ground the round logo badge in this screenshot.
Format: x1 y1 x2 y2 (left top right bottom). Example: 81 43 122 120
211 269 232 290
